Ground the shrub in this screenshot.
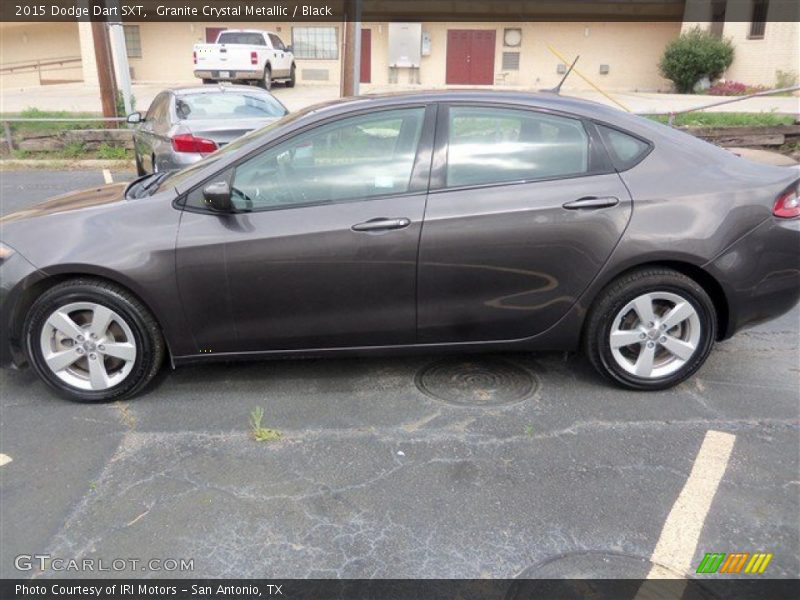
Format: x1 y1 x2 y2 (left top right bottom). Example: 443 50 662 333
659 27 734 93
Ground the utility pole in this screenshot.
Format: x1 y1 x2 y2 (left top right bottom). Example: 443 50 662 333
340 0 362 97
91 19 119 124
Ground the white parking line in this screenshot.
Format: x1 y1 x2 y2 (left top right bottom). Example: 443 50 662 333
0 454 12 467
646 430 736 579
102 169 113 184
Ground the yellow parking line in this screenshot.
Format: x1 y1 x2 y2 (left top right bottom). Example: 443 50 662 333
642 430 736 582
0 454 12 467
102 169 113 184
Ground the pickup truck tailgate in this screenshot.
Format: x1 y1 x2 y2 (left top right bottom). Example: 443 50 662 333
195 43 256 72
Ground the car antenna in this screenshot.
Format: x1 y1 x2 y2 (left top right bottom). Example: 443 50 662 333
542 54 580 94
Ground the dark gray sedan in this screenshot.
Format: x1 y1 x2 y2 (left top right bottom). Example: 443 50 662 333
1 91 798 402
127 84 287 175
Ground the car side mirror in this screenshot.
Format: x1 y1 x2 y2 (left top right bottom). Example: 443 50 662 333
126 112 142 124
203 180 233 212
285 45 292 53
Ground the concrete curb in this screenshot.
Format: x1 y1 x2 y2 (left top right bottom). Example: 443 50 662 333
0 159 135 171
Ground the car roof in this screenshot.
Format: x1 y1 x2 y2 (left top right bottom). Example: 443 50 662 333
296 89 629 125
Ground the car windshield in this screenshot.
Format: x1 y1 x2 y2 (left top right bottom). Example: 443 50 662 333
175 92 286 121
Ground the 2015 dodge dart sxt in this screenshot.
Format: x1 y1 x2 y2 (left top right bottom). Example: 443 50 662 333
1 91 798 401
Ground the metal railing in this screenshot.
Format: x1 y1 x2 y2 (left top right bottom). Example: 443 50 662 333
647 85 800 124
0 57 83 85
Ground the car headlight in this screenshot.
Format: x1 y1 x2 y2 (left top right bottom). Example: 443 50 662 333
0 242 16 263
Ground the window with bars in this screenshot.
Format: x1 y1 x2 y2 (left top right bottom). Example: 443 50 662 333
291 27 338 60
123 25 142 58
749 0 768 38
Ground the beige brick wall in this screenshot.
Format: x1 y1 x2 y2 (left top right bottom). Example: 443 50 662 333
722 21 799 87
0 22 83 89
1 21 677 91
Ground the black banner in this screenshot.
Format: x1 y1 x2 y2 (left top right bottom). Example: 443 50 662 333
3 579 800 600
2 0 800 23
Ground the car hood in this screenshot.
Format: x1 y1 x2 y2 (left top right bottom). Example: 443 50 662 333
0 182 127 226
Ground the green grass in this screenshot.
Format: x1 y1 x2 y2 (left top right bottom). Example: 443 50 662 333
96 143 130 160
2 107 106 135
9 145 133 161
647 112 795 128
249 407 282 443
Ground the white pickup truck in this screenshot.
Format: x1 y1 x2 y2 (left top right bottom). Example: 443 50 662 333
193 29 296 90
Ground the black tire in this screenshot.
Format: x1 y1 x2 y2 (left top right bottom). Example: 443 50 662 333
134 152 146 176
201 78 214 84
24 279 165 402
584 268 716 391
259 65 272 90
285 64 296 88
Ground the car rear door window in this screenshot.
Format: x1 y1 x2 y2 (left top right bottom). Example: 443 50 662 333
228 107 426 211
595 124 651 170
446 106 590 188
146 93 170 123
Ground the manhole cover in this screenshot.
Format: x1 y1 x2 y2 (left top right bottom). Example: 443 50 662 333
507 552 718 600
415 356 538 406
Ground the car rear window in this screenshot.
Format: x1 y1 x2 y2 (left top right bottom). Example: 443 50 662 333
596 124 651 170
175 92 286 121
217 32 265 45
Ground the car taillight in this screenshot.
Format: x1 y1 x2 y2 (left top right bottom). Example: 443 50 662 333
171 134 218 154
773 183 800 219
193 51 197 65
250 51 258 65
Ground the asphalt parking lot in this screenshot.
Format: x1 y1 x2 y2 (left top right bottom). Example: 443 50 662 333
0 170 798 582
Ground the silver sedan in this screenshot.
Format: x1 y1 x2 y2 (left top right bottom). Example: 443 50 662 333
127 84 288 175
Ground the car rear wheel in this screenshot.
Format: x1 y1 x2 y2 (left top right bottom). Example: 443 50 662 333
584 268 716 390
260 66 272 90
286 64 296 88
24 279 164 402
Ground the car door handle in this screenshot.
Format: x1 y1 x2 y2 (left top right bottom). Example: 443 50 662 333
351 218 411 232
562 196 619 210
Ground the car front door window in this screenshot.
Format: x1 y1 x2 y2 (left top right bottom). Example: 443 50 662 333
227 108 425 211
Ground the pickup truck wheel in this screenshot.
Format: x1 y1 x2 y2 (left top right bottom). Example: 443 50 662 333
286 64 296 88
201 78 214 84
260 66 272 91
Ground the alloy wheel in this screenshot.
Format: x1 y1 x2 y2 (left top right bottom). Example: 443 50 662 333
39 301 138 391
608 291 701 379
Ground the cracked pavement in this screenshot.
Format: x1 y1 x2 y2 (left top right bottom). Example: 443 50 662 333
0 171 798 580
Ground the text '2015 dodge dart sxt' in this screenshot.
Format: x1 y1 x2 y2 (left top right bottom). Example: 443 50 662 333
1 91 798 401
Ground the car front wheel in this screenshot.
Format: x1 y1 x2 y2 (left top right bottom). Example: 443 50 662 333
24 279 164 402
584 268 716 390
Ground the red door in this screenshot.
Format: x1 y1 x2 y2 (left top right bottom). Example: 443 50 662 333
360 29 372 83
205 27 226 43
446 30 496 85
